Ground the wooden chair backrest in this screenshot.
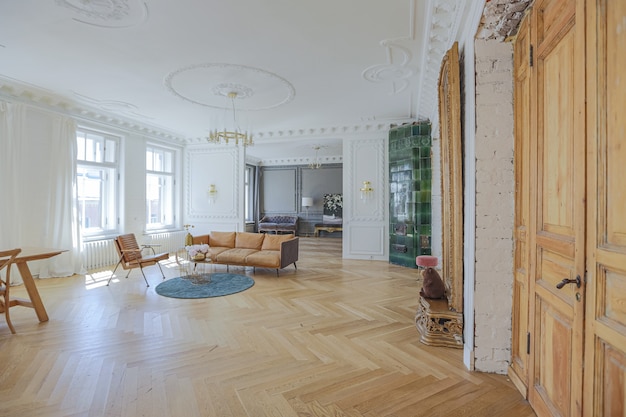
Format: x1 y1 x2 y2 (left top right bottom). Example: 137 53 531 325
114 234 143 266
0 248 22 286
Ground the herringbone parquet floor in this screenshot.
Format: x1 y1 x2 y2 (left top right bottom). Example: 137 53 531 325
0 237 535 417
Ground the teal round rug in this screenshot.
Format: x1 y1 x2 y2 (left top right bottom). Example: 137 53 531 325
155 273 254 299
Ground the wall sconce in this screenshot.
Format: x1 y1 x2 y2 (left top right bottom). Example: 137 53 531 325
302 197 313 220
359 181 374 202
207 184 217 203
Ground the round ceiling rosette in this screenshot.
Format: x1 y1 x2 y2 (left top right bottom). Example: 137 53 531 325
165 63 295 111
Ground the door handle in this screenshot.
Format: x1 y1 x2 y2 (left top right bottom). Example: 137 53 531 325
556 275 581 289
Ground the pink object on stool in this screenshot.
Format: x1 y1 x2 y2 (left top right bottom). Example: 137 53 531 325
416 255 438 268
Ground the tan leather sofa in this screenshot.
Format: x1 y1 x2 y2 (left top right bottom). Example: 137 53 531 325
192 231 298 275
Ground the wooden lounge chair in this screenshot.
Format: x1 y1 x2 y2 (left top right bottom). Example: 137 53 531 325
0 248 22 334
107 234 168 287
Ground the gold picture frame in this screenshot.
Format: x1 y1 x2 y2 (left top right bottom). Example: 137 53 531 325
438 42 464 314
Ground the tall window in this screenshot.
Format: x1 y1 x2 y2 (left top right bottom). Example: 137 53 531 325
76 129 119 237
146 145 176 230
244 164 255 222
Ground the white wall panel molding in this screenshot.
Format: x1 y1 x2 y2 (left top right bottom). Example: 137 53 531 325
343 134 388 261
347 225 386 257
185 145 242 222
348 138 386 222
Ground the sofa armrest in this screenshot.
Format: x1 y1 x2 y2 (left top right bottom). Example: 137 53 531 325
280 237 299 268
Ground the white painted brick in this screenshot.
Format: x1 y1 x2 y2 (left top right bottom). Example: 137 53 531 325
472 37 516 375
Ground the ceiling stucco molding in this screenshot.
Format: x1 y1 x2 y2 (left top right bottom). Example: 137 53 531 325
55 0 148 28
0 73 408 147
183 119 412 145
416 0 466 125
253 122 402 140
0 76 187 144
361 0 419 95
257 155 343 167
164 63 296 111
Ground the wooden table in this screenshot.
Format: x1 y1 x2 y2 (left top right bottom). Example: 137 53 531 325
11 247 66 322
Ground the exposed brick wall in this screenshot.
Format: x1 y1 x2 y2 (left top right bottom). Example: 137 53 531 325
473 38 515 373
477 0 532 41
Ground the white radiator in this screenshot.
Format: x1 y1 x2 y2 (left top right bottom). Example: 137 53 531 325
82 231 186 270
82 239 118 270
145 230 186 255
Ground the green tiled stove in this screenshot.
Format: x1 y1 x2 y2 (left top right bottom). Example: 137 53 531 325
389 122 432 268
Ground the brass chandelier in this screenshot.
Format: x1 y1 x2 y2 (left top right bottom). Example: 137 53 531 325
207 92 253 147
308 145 323 169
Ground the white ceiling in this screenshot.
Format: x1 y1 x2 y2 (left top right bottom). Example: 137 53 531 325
0 0 477 164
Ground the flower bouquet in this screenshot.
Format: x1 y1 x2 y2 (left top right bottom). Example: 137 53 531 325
186 243 209 261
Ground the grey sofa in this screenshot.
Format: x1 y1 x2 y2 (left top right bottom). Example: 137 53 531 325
258 215 298 234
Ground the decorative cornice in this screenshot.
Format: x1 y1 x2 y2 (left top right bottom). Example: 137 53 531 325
0 75 408 147
251 122 400 140
0 76 186 144
416 0 465 127
259 155 343 167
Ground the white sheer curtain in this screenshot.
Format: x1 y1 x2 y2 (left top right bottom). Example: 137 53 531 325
0 102 24 251
0 101 82 282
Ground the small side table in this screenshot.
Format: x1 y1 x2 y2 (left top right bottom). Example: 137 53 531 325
176 250 212 280
314 224 343 237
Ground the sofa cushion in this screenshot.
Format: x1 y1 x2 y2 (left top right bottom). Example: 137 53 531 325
245 250 280 268
207 246 231 262
236 232 265 250
261 234 294 251
209 231 236 248
216 248 258 264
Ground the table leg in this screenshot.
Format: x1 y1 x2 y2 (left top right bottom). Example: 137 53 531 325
16 262 49 322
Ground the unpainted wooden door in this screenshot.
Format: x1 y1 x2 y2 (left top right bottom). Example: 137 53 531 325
527 0 586 415
582 0 626 415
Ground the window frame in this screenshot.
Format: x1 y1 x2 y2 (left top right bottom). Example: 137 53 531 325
76 127 120 240
145 143 177 231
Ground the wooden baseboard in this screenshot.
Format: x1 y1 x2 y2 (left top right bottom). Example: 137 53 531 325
508 366 528 399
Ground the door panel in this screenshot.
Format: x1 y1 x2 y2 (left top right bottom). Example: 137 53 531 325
535 297 573 414
583 0 626 415
529 0 586 416
539 28 575 236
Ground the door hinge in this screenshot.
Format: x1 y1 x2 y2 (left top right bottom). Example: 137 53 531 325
529 45 534 67
526 332 531 355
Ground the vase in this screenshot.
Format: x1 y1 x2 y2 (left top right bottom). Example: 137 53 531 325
185 232 193 246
